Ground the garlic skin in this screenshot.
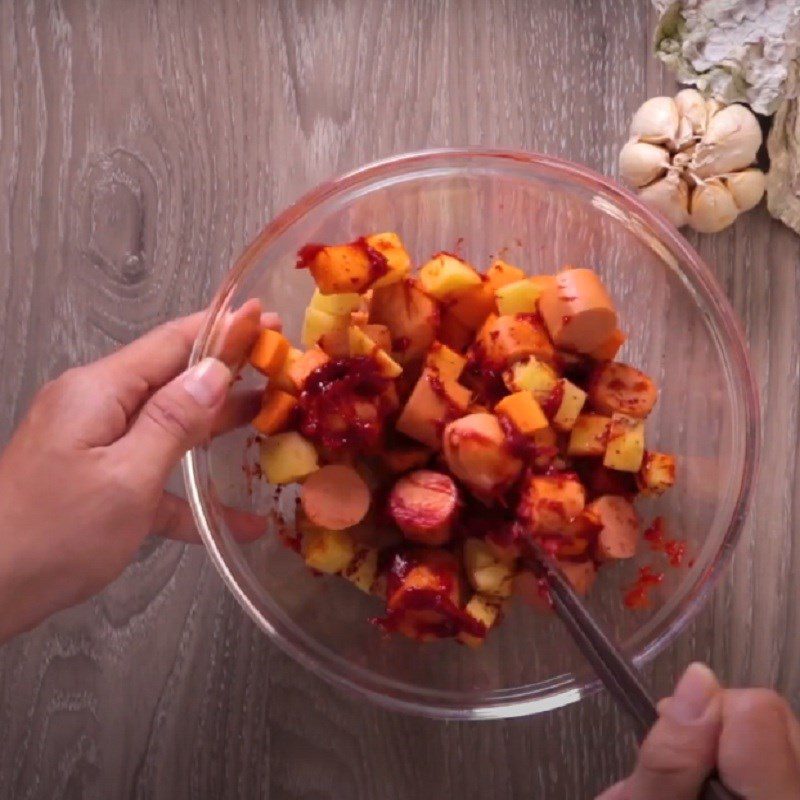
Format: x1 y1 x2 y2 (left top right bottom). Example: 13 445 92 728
725 168 766 212
620 92 765 233
630 97 680 145
618 141 670 188
691 104 763 179
689 180 740 233
639 175 689 229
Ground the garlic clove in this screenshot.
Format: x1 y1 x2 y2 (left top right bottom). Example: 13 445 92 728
618 140 670 188
630 96 680 145
688 179 740 233
705 98 724 120
690 104 762 178
725 168 766 212
672 114 695 150
675 89 708 135
638 174 689 228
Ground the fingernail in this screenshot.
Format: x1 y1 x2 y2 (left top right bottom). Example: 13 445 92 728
664 662 719 724
183 358 231 407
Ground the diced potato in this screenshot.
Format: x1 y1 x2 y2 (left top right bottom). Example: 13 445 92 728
396 370 471 449
637 451 677 495
475 313 555 367
286 347 330 392
603 413 645 472
252 388 298 435
367 232 412 289
309 288 363 316
463 538 515 598
342 546 379 592
519 474 586 535
426 342 467 381
249 329 291 377
552 379 587 431
418 253 482 300
260 432 319 484
362 323 392 352
347 325 403 378
495 391 549 435
302 306 348 348
457 594 503 647
302 528 356 574
271 347 303 394
567 414 611 457
495 276 555 315
504 356 559 402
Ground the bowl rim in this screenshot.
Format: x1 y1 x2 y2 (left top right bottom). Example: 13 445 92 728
183 147 760 719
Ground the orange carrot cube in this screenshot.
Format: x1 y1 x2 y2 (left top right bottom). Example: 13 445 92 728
495 391 549 435
249 329 291 377
286 347 330 392
252 388 298 435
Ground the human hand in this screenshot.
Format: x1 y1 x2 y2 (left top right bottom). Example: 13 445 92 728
0 301 277 642
597 663 800 800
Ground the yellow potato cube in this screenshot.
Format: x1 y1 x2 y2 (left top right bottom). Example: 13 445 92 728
552 379 587 431
302 528 356 574
495 279 542 315
425 341 467 381
495 391 549 435
463 538 515 598
259 432 319 484
567 414 611 457
504 356 559 402
348 326 403 378
342 546 379 593
367 232 412 289
301 307 348 348
309 289 363 316
603 413 645 472
637 452 677 496
271 347 303 394
457 594 503 647
418 253 482 300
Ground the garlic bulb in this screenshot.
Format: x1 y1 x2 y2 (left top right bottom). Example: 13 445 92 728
619 91 765 233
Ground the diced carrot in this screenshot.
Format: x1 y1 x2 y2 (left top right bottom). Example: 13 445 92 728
248 329 291 377
495 391 549 435
306 244 374 294
286 347 330 392
252 388 298 435
485 259 526 289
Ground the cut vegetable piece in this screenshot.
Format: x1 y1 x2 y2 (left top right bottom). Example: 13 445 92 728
249 329 291 377
504 356 559 401
438 309 474 351
495 391 549 435
271 347 303 394
388 470 459 545
381 442 432 474
603 413 645 472
366 232 412 289
318 327 351 357
442 413 523 500
347 325 403 378
447 284 495 330
300 239 390 294
539 268 618 354
474 313 556 367
396 370 471 449
588 361 658 419
590 328 626 361
301 464 371 530
637 451 677 495
302 306 348 349
362 323 392 352
457 595 502 647
310 289 362 316
552 379 587 431
557 509 602 557
343 546 379 593
426 341 467 381
519 474 586 535
259 432 319 484
567 414 611 457
463 538 515 598
418 253 482 299
286 347 330 392
486 259 525 288
369 278 439 364
579 461 637 499
252 388 298 435
589 495 639 559
495 276 556 315
302 528 356 574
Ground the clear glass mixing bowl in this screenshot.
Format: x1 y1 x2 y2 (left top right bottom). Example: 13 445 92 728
183 149 759 719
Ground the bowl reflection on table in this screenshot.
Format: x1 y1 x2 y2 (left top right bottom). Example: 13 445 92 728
183 149 758 719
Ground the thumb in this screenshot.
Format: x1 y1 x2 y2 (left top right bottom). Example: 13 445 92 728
118 357 231 484
626 663 722 800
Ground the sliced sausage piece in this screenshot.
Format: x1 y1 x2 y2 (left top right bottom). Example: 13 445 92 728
300 464 371 531
474 313 555 367
539 268 618 354
588 361 658 419
589 494 639 559
388 470 459 545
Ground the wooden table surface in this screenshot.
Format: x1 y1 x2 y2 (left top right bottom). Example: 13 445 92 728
1 1 797 798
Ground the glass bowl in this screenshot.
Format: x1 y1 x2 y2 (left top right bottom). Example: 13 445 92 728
183 148 758 719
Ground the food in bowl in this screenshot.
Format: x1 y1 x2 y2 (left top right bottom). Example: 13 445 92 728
245 232 677 646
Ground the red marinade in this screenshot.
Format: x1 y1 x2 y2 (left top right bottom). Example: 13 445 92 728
623 565 664 609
